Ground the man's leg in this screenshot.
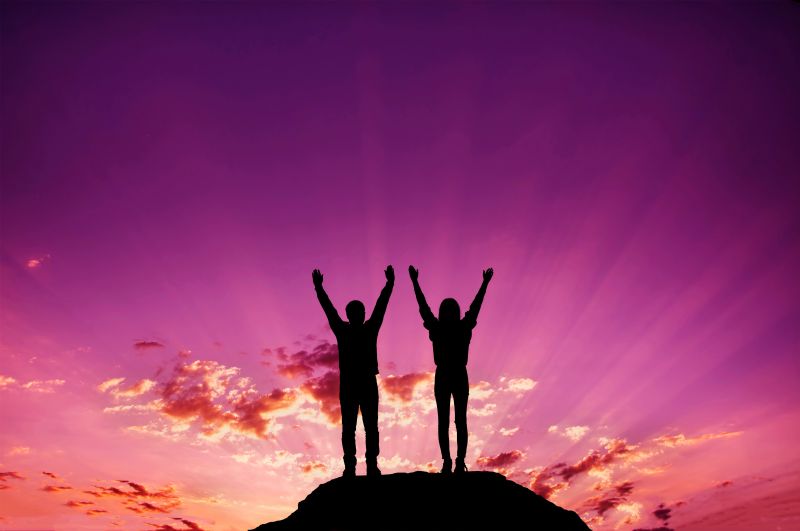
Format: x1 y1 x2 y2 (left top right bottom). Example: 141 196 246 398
361 376 381 476
434 369 452 473
453 367 469 473
340 383 358 476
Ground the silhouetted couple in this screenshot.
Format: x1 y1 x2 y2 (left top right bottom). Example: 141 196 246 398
312 265 494 477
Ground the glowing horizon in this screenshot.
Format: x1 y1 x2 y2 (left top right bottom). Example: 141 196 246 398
2 3 799 530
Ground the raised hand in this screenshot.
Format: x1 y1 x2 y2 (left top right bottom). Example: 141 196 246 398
408 265 419 281
482 267 494 283
312 269 324 287
385 265 395 282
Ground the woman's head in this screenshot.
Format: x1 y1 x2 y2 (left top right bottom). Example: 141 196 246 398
438 298 461 323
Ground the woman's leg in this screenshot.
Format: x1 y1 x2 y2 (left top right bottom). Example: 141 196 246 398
453 367 469 464
434 369 452 463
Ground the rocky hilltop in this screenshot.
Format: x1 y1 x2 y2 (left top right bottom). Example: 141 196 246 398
250 471 590 530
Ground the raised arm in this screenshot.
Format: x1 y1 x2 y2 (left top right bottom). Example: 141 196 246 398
464 268 493 328
312 269 344 332
409 266 436 326
369 265 395 328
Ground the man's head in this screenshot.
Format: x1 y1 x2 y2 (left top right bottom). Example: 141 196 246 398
439 298 461 323
346 300 366 325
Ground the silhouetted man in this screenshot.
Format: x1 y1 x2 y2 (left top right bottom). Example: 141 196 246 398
312 266 394 477
409 265 493 474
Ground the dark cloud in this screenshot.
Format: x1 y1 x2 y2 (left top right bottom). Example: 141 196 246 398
0 471 23 489
127 501 172 513
275 342 338 379
380 372 433 402
65 500 95 508
654 503 672 522
716 480 733 488
42 471 59 479
0 471 24 481
582 481 635 516
135 340 165 350
146 518 207 531
83 479 180 515
42 484 72 492
477 450 525 471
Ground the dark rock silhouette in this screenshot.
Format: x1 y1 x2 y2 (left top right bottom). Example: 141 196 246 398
250 471 590 531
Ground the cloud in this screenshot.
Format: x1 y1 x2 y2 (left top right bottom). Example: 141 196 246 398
299 460 328 477
98 377 157 398
26 254 50 268
135 340 165 350
83 480 181 515
582 481 636 517
469 381 495 400
299 370 340 424
21 379 65 393
477 450 525 473
502 377 537 393
379 372 433 402
499 426 519 436
653 431 741 448
8 446 30 456
275 342 339 379
146 518 207 531
653 503 672 522
42 484 72 492
0 471 24 489
548 425 590 442
65 500 95 508
158 360 298 440
42 471 60 479
529 438 635 498
98 377 127 393
0 375 16 389
469 403 497 417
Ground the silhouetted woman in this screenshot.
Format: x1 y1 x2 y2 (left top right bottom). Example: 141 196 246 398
408 265 493 474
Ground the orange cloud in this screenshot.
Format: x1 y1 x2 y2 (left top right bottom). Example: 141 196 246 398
299 370 340 424
158 360 298 439
380 372 433 402
653 431 742 448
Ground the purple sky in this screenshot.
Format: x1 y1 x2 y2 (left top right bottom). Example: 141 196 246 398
2 3 799 530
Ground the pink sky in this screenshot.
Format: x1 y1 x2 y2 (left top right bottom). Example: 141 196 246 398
2 3 799 530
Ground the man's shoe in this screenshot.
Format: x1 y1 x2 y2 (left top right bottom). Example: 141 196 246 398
454 458 468 474
366 462 382 477
440 458 452 474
